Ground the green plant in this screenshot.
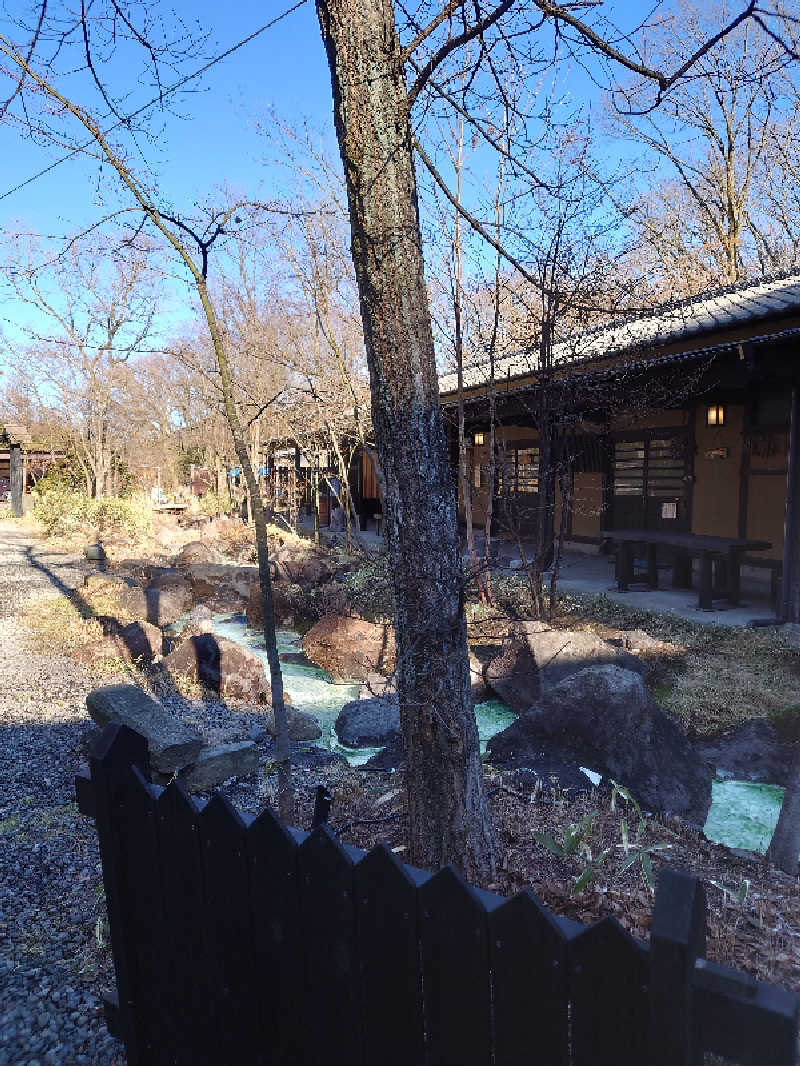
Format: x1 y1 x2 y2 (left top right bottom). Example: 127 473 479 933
610 780 672 894
534 812 614 894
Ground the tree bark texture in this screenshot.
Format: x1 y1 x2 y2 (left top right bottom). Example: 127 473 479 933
766 746 800 875
316 0 498 881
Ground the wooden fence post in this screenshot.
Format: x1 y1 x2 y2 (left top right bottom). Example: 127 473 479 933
10 442 23 517
649 868 706 1066
88 723 152 1066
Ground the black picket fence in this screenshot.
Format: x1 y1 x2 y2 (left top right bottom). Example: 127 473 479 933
75 723 798 1066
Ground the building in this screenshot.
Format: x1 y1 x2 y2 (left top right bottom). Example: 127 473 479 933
438 271 800 615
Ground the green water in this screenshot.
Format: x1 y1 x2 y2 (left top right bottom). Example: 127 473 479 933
210 615 516 766
198 615 792 855
704 778 787 856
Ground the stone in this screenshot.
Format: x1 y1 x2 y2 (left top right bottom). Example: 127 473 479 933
261 708 323 742
486 665 712 823
163 634 271 703
86 684 203 774
274 547 332 587
359 672 395 699
76 619 163 667
178 741 259 792
365 733 405 770
485 622 648 712
695 719 795 786
616 628 680 655
302 614 396 682
335 696 401 747
506 763 598 797
83 543 107 563
184 563 259 604
175 540 222 567
142 572 192 626
484 638 541 714
83 572 190 627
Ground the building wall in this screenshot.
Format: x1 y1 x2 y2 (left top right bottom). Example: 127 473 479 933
571 472 604 537
691 404 744 538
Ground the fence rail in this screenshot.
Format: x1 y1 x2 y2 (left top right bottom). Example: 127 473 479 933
76 722 798 1066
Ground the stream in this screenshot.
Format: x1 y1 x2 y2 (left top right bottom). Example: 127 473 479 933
208 614 789 857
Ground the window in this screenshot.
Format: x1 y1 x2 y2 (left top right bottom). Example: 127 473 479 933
496 446 540 495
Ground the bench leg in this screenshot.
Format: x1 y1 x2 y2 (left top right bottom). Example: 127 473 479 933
672 550 692 589
616 541 633 592
727 550 741 607
699 552 714 610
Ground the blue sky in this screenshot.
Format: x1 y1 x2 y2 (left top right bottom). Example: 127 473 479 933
0 0 656 366
0 2 337 238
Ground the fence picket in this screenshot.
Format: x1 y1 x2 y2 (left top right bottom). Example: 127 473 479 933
115 769 172 1066
419 866 494 1066
89 724 152 1066
154 781 213 1066
297 825 363 1066
354 845 427 1066
488 889 570 1066
649 869 707 1066
569 916 649 1066
79 724 799 1066
247 808 304 1066
199 792 262 1066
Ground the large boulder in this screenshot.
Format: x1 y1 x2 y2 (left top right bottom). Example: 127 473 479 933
143 569 193 626
484 638 541 714
303 615 396 682
246 580 304 628
335 696 401 747
261 708 323 742
76 620 163 666
486 665 712 824
87 684 203 774
274 546 332 588
695 719 795 786
178 742 259 793
183 563 259 605
83 572 190 627
484 622 647 712
175 540 222 567
163 633 271 703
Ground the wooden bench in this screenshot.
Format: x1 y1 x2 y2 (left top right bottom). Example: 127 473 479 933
600 529 773 611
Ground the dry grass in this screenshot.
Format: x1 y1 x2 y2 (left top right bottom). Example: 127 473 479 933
22 591 104 653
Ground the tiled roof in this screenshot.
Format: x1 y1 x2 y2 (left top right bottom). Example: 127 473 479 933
0 422 31 445
438 271 800 395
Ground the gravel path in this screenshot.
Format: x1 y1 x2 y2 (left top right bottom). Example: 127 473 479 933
0 523 122 1066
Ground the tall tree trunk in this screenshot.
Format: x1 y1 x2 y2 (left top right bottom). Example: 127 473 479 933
316 0 498 880
766 746 800 875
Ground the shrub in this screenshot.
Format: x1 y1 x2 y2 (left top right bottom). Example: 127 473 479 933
33 481 153 541
33 483 91 537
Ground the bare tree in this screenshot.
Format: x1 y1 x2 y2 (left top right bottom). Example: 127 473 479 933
613 0 800 290
1 237 158 497
0 26 297 821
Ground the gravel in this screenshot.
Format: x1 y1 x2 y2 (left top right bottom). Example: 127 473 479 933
0 524 123 1066
0 523 353 1066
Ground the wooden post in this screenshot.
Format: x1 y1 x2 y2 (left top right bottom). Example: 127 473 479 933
649 869 706 1066
781 385 800 621
10 442 23 517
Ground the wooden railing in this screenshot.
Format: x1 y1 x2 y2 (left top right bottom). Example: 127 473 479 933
76 723 798 1066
